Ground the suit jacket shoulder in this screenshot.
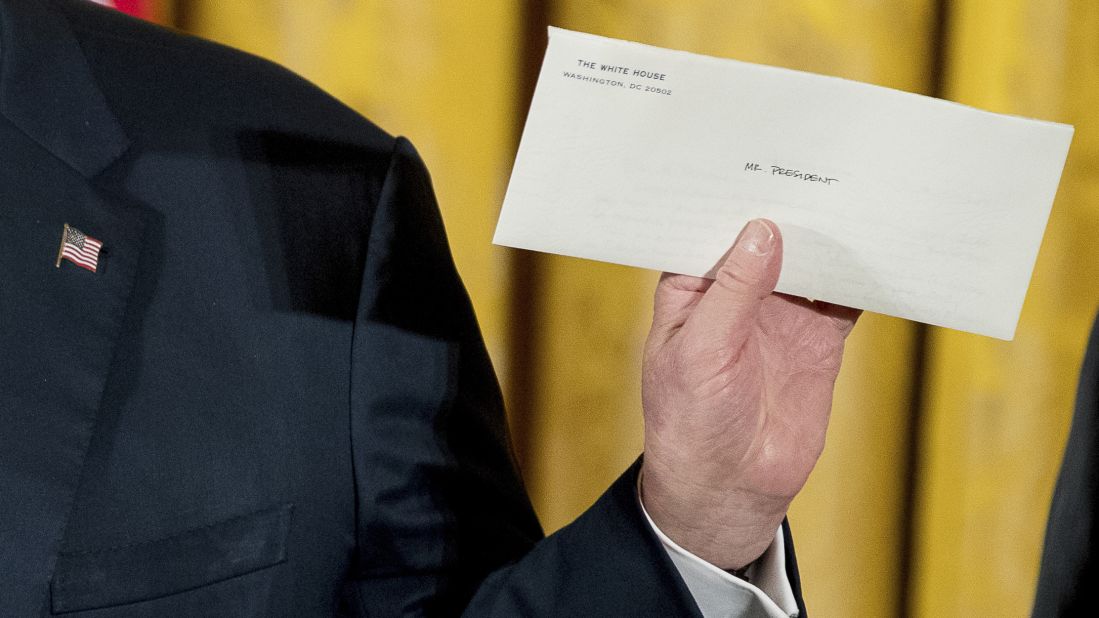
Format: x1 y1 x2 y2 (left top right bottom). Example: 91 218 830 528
55 0 393 156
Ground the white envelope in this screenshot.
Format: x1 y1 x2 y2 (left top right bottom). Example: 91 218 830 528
494 27 1074 340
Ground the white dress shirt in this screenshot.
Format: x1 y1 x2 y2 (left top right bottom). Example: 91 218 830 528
638 482 799 617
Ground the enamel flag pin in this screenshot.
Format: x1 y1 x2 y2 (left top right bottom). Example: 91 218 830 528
55 224 104 273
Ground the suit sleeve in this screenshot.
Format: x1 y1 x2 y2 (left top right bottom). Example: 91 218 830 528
342 137 792 616
1033 312 1099 617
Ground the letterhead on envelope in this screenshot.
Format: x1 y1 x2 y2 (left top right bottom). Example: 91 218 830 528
494 27 1074 340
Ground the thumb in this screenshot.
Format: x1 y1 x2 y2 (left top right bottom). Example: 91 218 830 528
684 219 783 347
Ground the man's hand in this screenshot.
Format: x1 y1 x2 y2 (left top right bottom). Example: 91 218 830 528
640 219 860 570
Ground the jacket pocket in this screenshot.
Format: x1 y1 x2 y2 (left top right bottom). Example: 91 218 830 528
50 503 293 614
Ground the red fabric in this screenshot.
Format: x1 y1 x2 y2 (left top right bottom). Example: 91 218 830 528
112 0 151 18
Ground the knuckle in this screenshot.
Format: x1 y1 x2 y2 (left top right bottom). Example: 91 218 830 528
714 260 765 297
792 328 845 372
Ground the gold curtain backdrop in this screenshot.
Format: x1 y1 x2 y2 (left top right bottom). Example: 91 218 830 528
153 1 1098 615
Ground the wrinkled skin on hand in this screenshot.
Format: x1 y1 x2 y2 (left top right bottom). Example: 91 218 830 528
640 219 860 570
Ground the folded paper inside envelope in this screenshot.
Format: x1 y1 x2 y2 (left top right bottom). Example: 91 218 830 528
493 27 1074 340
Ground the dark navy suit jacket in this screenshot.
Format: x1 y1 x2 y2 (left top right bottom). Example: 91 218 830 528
0 0 806 615
1034 312 1099 617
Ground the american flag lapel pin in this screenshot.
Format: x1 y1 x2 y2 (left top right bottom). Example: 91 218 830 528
55 223 104 273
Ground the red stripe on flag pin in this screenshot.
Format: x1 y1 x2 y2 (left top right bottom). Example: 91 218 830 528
56 224 104 273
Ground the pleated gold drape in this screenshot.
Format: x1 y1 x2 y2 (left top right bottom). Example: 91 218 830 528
912 1 1099 615
174 1 1098 615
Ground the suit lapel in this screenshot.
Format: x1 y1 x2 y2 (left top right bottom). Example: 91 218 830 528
0 0 130 178
0 120 145 616
0 0 141 613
